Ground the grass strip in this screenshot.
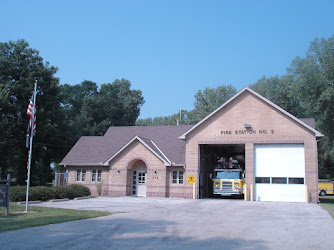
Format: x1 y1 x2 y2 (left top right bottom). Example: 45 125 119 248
319 195 334 219
0 203 110 232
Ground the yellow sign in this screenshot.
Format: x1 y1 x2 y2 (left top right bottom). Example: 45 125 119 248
187 174 196 184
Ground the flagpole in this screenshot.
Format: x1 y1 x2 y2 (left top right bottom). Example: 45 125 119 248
25 80 37 213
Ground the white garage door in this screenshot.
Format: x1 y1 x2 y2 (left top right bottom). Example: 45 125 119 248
254 144 305 202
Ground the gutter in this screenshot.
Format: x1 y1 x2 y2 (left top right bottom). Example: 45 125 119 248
60 162 104 167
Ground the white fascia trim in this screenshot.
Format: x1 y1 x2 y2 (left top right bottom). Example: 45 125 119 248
169 164 185 167
103 136 169 166
60 163 104 167
179 87 324 139
150 140 171 165
179 88 248 139
246 88 324 138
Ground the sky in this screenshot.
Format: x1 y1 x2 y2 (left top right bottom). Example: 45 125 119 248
1 0 333 119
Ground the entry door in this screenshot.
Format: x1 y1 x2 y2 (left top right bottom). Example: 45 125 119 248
136 170 147 197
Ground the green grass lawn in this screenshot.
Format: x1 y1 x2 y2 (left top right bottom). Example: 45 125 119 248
319 195 334 218
0 203 110 232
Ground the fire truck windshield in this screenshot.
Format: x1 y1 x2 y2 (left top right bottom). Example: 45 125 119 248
215 171 241 179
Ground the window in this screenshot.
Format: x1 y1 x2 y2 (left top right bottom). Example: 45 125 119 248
132 171 137 195
216 171 242 179
255 177 305 184
92 169 102 182
172 170 184 184
288 177 304 184
272 177 287 184
76 169 86 182
255 177 270 183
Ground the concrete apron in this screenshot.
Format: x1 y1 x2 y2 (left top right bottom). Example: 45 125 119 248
1 197 333 249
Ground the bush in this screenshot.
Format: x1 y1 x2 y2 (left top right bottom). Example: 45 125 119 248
95 181 103 196
29 186 55 201
67 184 91 197
10 186 55 202
10 186 27 202
9 184 90 202
53 186 76 199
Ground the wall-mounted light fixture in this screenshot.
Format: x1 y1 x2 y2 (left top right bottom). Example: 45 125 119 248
154 170 157 174
117 170 120 174
244 124 251 129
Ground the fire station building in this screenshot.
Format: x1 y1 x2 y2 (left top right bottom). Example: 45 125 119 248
60 87 323 203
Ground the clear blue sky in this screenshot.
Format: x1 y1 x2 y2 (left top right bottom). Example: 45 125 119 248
1 0 333 119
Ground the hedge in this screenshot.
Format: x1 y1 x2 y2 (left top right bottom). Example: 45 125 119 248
67 184 91 198
9 186 27 202
53 186 76 199
30 186 55 201
9 184 91 202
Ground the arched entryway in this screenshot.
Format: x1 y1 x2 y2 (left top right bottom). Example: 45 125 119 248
127 159 147 197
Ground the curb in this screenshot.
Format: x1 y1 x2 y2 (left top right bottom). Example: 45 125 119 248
49 198 70 202
74 196 92 200
17 200 42 205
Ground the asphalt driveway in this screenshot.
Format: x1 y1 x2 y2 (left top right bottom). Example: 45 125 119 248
1 197 333 249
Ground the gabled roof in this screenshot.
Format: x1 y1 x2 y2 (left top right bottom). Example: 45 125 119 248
61 88 323 167
60 125 192 166
103 135 170 166
179 87 324 139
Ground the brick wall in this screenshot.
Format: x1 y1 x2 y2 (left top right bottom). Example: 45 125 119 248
67 167 109 195
108 140 167 197
66 91 320 203
185 91 319 203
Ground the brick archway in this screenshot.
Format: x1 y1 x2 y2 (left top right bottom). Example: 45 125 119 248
127 158 149 170
126 158 148 196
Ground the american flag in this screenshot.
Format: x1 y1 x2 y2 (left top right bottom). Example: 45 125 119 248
26 94 36 148
26 94 34 118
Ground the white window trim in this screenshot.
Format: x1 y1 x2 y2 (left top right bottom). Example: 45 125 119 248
91 169 102 182
172 170 184 185
76 169 86 182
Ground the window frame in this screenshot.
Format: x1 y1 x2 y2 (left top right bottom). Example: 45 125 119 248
288 177 304 184
172 170 184 185
91 169 102 182
255 177 270 184
255 177 305 185
76 169 86 182
271 177 287 184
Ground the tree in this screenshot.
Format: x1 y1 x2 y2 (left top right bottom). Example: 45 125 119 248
287 36 334 179
136 85 236 126
251 35 334 179
187 85 237 123
60 78 145 137
249 75 306 118
0 39 65 185
136 110 190 126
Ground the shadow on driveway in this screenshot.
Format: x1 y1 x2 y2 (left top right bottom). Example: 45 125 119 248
1 217 268 249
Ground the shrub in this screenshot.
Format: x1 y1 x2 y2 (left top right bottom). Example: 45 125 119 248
95 181 103 196
9 184 90 202
9 186 27 202
67 184 91 197
9 186 55 202
29 186 55 201
53 186 76 199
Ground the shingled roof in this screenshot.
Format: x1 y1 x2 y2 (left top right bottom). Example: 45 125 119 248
60 125 193 166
